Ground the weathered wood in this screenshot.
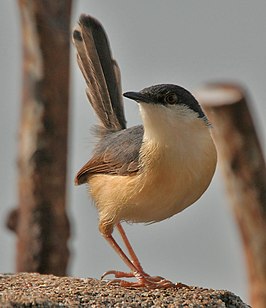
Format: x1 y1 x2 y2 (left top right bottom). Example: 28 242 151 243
15 0 72 275
196 83 266 308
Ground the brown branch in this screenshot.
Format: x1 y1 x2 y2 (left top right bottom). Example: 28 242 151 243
15 0 72 275
196 83 266 308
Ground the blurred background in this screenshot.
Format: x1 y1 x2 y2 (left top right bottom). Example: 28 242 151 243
1 1 266 304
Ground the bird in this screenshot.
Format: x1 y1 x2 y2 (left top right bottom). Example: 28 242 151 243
73 14 217 289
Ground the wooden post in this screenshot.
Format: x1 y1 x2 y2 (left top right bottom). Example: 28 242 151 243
195 83 266 308
15 0 72 275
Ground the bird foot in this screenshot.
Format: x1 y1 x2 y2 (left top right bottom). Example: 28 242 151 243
101 270 188 289
101 270 136 279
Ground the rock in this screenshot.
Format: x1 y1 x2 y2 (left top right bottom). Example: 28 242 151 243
0 273 250 307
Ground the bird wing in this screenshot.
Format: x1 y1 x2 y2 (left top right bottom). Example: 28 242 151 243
75 126 144 185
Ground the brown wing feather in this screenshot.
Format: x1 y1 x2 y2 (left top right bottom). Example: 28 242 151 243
75 155 139 185
75 126 144 185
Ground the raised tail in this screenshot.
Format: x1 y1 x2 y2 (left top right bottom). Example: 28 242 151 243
72 14 126 132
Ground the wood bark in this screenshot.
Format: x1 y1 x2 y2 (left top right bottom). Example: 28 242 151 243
15 0 72 275
196 83 266 308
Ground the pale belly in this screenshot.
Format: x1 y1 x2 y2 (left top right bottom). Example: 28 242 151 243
89 138 217 226
119 157 215 223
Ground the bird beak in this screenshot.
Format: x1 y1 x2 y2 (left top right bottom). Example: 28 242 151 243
123 91 152 104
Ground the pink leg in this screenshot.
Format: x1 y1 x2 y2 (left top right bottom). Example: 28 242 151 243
116 223 182 285
103 233 140 277
102 222 147 279
116 223 146 274
101 223 188 289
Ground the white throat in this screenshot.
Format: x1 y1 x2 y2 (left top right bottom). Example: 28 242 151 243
139 103 205 144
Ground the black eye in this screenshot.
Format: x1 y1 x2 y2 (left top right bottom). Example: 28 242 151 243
164 93 178 104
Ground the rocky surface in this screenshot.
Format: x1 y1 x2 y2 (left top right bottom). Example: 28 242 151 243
0 273 250 307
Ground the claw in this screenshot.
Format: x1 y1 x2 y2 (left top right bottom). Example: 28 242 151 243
101 270 189 289
107 276 175 289
101 270 135 280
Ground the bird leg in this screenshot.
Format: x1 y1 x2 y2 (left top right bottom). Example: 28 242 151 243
116 223 147 275
101 222 146 279
101 223 184 289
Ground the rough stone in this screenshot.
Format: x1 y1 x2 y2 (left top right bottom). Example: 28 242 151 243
0 273 250 307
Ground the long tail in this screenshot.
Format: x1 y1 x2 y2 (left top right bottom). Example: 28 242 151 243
72 14 126 132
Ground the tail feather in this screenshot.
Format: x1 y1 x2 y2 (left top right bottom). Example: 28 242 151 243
72 14 126 131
